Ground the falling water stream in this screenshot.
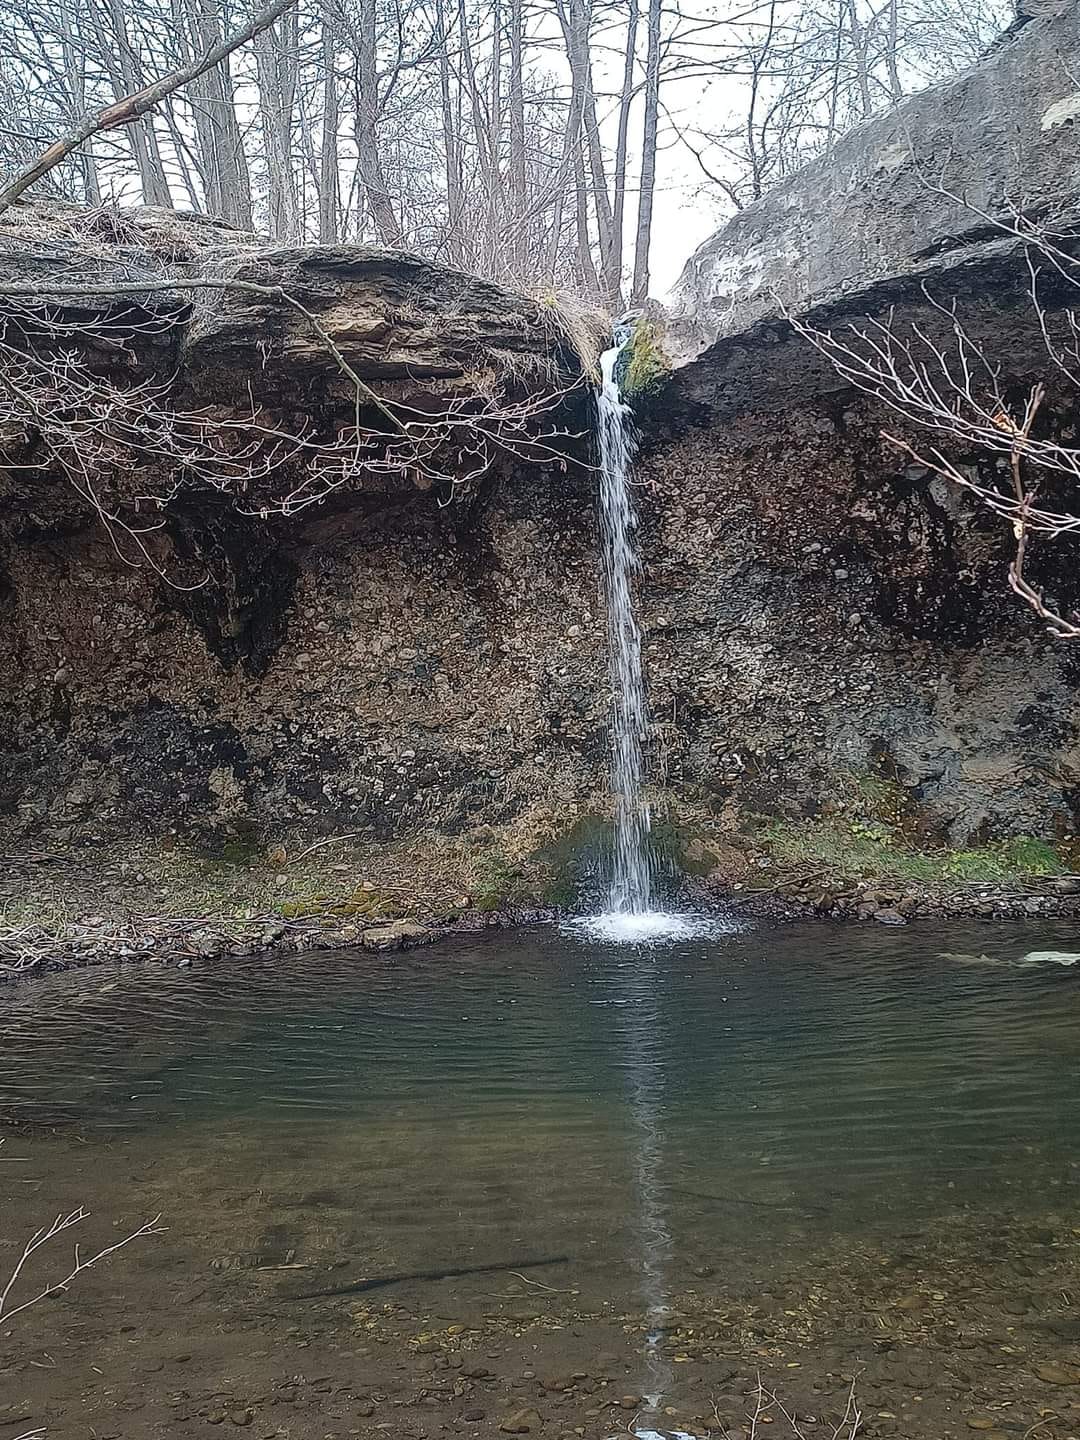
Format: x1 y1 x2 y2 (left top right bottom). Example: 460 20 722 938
596 327 655 916
588 328 743 1432
582 328 720 945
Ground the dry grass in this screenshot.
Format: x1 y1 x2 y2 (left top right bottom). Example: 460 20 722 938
529 288 609 382
0 197 259 276
0 808 589 972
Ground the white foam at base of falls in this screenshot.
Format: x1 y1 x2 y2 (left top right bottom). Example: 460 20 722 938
566 910 738 944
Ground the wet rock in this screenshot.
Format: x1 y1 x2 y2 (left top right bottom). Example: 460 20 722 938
361 919 431 952
500 1407 543 1433
1033 1362 1080 1384
873 908 907 926
189 928 224 958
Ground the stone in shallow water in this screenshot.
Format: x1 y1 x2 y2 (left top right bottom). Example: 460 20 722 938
1033 1362 1080 1384
500 1407 543 1433
873 908 907 926
361 919 430 952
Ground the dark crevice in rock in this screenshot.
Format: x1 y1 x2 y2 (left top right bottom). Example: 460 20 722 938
164 505 299 677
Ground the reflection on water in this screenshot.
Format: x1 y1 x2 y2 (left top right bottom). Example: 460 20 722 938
612 955 673 1412
4 920 1080 1438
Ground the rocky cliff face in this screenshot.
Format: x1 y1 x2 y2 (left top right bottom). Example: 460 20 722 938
639 0 1080 852
3 5 1080 913
0 204 613 865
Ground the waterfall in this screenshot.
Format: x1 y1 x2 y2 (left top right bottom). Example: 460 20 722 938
597 328 654 916
571 326 733 946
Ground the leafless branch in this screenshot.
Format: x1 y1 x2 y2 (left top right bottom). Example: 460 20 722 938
0 0 298 214
0 271 585 581
0 1198 164 1327
784 220 1080 641
746 1373 862 1439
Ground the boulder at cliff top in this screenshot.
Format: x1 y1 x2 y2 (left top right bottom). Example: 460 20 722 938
0 201 592 399
666 2 1080 403
0 201 599 540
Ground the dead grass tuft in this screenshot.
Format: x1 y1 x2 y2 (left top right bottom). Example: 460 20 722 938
529 289 608 382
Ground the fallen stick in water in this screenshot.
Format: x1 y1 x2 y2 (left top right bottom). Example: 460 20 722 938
666 1186 828 1218
290 1254 571 1300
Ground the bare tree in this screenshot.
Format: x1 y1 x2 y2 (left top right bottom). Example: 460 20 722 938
0 0 298 214
677 0 1010 217
631 0 662 304
182 0 255 228
254 7 302 240
318 0 342 242
789 199 1080 639
0 0 1014 302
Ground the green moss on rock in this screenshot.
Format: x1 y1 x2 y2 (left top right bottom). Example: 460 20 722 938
755 815 1066 886
618 321 672 400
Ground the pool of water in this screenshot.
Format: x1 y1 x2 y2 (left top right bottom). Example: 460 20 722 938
3 920 1080 1439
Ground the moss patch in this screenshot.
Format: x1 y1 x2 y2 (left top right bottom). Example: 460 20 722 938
619 321 672 401
277 888 397 921
754 817 1066 887
469 847 524 911
529 808 722 906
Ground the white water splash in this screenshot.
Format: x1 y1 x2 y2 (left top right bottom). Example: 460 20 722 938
567 910 736 945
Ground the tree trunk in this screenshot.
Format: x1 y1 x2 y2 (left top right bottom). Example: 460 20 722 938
631 0 661 305
456 0 498 270
884 0 902 102
354 0 399 244
254 13 301 240
185 0 254 228
97 0 173 207
508 0 526 236
582 66 618 305
573 135 600 298
62 28 101 206
556 0 618 305
543 0 589 281
611 0 638 306
319 1 341 243
846 0 873 116
436 0 463 264
488 0 503 274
